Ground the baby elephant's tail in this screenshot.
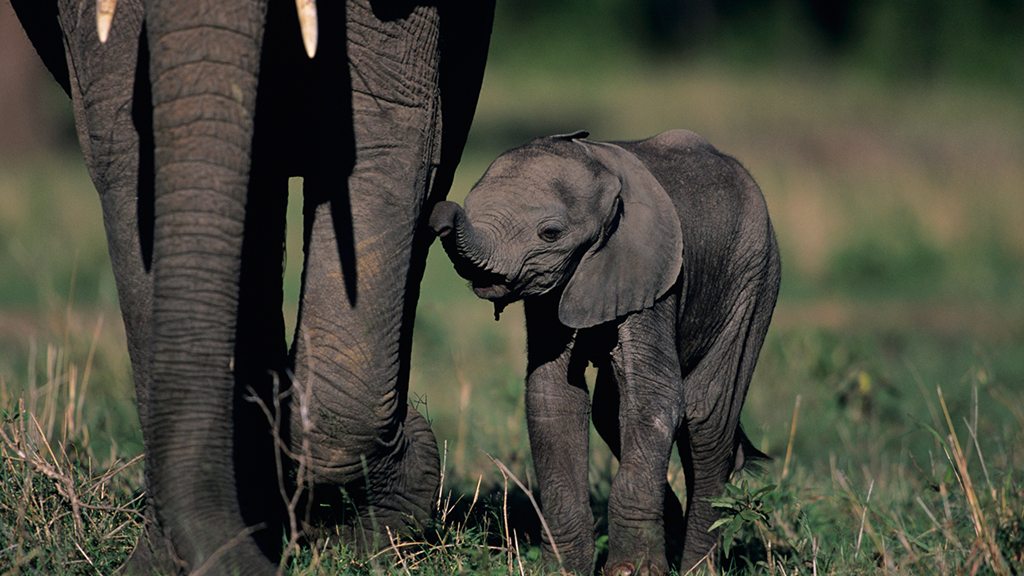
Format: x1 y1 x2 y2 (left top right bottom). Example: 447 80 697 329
733 426 770 474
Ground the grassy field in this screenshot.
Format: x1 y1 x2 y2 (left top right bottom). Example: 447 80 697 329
2 60 1023 574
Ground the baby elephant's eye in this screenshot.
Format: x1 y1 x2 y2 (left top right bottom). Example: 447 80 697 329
538 225 564 243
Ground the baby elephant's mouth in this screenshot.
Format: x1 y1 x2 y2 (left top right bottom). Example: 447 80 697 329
464 269 518 320
470 276 516 321
467 269 514 301
471 279 511 301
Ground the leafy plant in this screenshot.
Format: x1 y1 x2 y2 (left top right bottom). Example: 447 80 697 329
708 481 777 559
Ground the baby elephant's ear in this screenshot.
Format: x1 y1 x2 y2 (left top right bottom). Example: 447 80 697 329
558 141 683 329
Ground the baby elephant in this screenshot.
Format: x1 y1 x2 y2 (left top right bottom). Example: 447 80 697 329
429 130 780 575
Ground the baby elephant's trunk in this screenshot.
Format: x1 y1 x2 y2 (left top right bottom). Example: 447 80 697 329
428 200 462 239
429 200 492 270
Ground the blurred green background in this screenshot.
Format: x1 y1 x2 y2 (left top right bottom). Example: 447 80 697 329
1 0 1023 566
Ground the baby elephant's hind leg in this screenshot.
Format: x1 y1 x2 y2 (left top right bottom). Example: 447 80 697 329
678 288 776 570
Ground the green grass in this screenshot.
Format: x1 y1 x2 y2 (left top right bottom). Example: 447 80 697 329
3 62 1024 574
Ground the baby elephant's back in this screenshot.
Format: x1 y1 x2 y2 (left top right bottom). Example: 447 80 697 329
614 130 769 248
615 130 777 332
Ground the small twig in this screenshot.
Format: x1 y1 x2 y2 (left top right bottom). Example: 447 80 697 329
246 366 312 576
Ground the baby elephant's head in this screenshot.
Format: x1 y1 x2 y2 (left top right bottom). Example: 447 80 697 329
429 131 682 329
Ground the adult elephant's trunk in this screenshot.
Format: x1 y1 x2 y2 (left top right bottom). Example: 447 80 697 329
143 0 273 572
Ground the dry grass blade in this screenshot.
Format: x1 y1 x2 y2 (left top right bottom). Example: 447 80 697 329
484 452 564 574
854 479 873 559
74 314 104 436
513 531 526 576
498 460 511 573
438 439 448 513
682 546 717 575
453 349 471 478
72 538 95 567
811 537 819 576
386 527 413 576
833 466 890 569
936 386 1012 576
782 394 800 481
915 496 963 552
964 382 996 501
0 411 84 535
86 453 145 499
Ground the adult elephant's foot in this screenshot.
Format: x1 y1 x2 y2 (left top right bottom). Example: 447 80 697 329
370 405 441 535
604 561 665 576
306 406 440 551
120 501 279 576
119 514 186 575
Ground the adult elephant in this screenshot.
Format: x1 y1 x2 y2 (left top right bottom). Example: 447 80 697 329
12 0 494 574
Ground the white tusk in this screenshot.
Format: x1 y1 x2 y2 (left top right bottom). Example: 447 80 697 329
96 0 116 44
295 0 318 58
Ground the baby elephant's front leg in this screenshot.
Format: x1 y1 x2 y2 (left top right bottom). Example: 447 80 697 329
524 299 595 575
605 303 684 576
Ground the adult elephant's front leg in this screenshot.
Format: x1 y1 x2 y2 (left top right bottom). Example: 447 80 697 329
289 1 444 543
293 173 440 540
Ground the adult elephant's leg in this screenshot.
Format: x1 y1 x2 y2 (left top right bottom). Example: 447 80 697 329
143 0 277 572
605 300 684 576
34 2 180 571
290 0 446 543
523 296 594 575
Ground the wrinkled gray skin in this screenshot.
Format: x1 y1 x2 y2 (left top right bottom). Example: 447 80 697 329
430 130 781 575
12 0 493 573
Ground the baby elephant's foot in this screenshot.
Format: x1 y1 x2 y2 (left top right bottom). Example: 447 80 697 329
604 561 665 576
